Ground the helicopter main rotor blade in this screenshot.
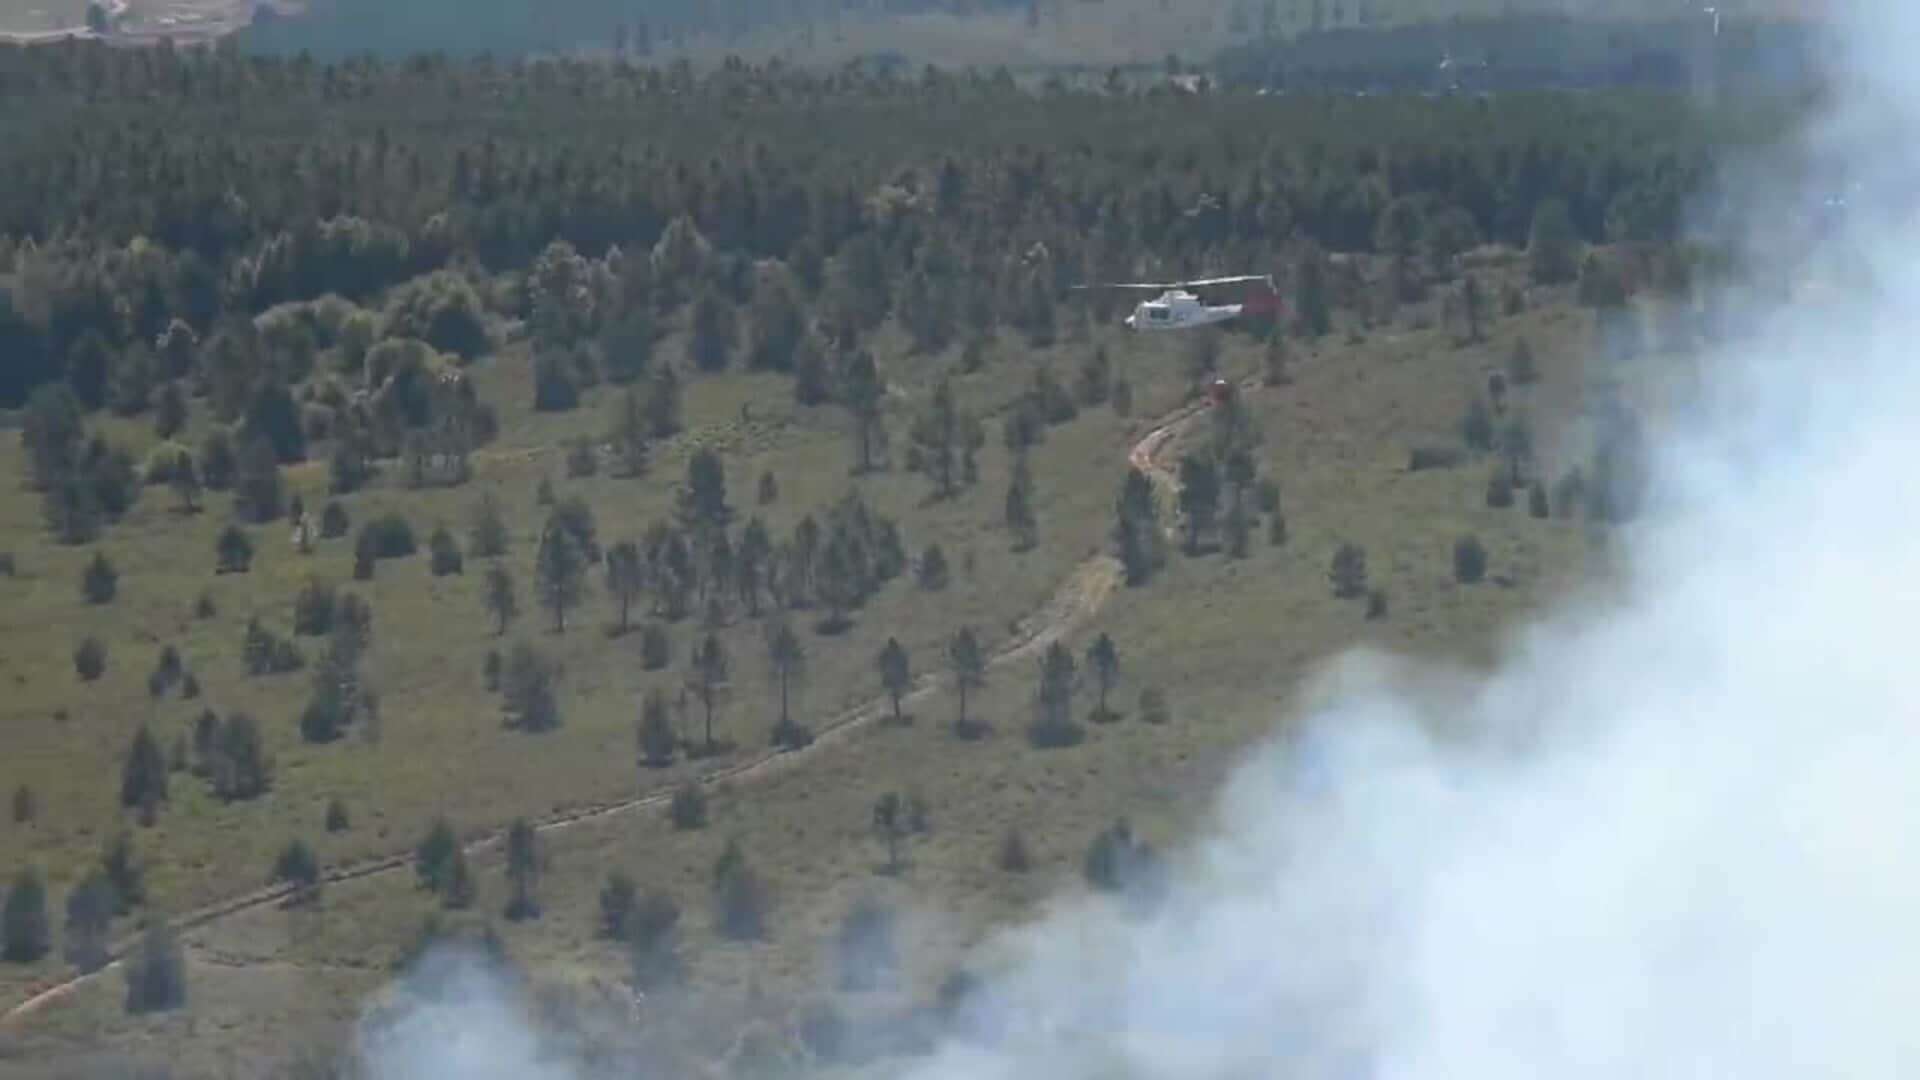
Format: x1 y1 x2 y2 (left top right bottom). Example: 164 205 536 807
1179 275 1273 287
1070 282 1179 291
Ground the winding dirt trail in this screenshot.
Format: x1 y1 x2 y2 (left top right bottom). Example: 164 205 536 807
0 390 1217 1030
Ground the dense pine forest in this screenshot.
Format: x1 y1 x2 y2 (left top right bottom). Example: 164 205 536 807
0 38 1786 410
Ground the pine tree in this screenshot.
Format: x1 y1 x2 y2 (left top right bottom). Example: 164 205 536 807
120 726 169 825
747 275 805 370
917 543 949 591
910 377 969 499
1031 642 1080 748
169 451 201 514
765 619 807 749
442 848 476 910
690 633 729 752
81 550 118 604
1178 454 1222 555
415 818 459 895
1113 467 1165 586
871 793 910 875
504 819 540 921
272 839 322 907
1086 633 1120 721
101 831 145 915
469 491 509 557
645 363 683 439
610 387 649 477
711 839 768 940
124 921 187 1014
501 643 561 732
534 518 587 633
483 564 518 635
842 349 886 473
216 524 254 574
878 638 911 726
639 689 676 768
2 869 51 963
429 525 464 576
1329 542 1368 599
234 434 285 524
210 712 272 800
599 871 637 940
74 635 107 681
687 290 736 372
63 872 114 973
1005 452 1038 551
676 449 733 538
948 627 986 738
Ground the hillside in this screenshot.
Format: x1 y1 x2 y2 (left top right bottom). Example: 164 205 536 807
0 43 1755 1077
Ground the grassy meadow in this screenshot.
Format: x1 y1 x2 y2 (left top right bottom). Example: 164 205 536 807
0 249 1694 1075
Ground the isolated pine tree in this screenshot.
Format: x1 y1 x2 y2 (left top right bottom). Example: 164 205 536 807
1329 542 1368 599
2 869 51 963
639 689 675 768
504 819 540 921
1086 634 1120 721
272 839 321 907
120 726 168 824
81 551 118 604
63 872 114 973
124 921 187 1014
947 627 988 739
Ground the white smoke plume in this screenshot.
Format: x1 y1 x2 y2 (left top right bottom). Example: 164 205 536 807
907 8 1920 1080
355 947 583 1080
356 5 1920 1078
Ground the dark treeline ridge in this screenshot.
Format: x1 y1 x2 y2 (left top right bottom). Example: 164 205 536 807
1215 15 1829 93
0 40 1792 408
241 0 1032 60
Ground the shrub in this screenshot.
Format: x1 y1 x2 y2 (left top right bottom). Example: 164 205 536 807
319 501 351 539
362 514 417 559
216 525 254 573
1408 445 1464 472
75 636 107 681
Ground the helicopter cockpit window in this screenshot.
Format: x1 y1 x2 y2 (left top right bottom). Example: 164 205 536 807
1144 305 1170 321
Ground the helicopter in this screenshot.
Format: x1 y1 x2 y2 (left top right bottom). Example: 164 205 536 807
1070 274 1284 333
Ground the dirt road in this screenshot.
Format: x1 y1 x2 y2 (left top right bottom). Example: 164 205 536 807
0 389 1218 1029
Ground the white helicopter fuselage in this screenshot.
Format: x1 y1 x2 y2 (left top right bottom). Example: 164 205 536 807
1122 289 1244 331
